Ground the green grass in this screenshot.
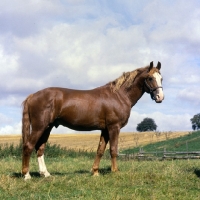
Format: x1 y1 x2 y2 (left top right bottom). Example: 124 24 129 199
1 131 200 199
1 157 200 199
122 131 200 154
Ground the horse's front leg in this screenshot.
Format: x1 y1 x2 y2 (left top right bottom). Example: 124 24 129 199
37 144 51 178
91 129 109 176
36 125 52 177
108 125 120 172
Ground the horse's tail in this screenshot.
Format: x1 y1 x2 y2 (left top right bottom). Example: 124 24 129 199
22 94 32 144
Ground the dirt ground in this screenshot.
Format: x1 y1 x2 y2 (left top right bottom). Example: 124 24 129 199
0 131 190 151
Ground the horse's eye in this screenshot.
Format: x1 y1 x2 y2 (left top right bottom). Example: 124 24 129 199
148 77 153 81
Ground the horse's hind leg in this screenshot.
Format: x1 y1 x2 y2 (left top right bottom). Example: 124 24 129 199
35 125 53 177
91 129 109 176
22 141 34 180
22 130 44 180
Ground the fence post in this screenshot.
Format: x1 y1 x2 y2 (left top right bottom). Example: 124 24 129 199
163 148 166 159
186 141 188 151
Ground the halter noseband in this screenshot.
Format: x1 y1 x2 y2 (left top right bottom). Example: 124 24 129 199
144 79 163 100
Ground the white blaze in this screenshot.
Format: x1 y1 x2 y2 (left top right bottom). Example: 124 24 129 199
153 72 164 101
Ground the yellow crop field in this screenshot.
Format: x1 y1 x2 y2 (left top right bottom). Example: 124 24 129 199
0 131 189 151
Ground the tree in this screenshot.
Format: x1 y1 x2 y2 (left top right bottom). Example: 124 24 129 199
136 117 157 132
191 113 200 130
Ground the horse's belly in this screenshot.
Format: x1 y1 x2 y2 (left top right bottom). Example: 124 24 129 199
57 117 105 131
58 107 105 131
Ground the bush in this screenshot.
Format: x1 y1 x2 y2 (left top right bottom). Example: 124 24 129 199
0 141 22 158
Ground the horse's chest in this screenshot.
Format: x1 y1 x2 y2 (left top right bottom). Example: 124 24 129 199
106 104 130 126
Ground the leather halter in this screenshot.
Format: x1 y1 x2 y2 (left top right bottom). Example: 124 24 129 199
145 79 163 100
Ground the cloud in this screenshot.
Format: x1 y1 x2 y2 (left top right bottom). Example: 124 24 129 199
0 0 63 37
0 113 13 125
0 121 21 135
178 87 200 106
5 20 154 93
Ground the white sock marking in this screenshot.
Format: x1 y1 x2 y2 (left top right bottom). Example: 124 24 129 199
24 171 31 180
38 154 51 177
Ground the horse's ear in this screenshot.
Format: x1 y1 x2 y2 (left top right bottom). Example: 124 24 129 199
156 61 161 70
148 61 153 72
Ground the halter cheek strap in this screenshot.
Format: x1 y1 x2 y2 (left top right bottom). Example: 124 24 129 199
144 79 163 95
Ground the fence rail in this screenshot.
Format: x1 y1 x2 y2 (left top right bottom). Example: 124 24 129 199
118 149 200 161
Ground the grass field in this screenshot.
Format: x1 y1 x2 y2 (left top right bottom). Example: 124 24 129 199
0 131 200 199
1 157 200 199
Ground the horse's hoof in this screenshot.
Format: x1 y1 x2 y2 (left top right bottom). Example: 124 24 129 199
91 168 99 176
24 172 31 180
92 172 99 176
40 171 51 178
111 168 119 173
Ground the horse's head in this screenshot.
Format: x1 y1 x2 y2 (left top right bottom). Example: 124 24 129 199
144 61 164 103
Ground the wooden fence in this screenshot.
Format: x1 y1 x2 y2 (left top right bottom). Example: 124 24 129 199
118 148 200 161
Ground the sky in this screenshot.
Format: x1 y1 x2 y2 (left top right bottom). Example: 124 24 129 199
0 0 200 135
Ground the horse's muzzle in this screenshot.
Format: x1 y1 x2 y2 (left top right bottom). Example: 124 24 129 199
151 88 164 103
154 94 164 103
155 99 162 103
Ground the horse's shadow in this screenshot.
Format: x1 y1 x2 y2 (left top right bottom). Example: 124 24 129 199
11 172 40 179
185 167 200 178
75 166 111 175
99 167 112 175
194 168 200 178
11 171 69 179
11 167 111 179
74 170 90 174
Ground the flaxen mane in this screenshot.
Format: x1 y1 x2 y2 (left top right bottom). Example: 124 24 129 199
110 65 160 92
110 70 138 92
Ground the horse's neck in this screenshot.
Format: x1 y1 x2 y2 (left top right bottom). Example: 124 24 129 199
125 77 145 107
103 77 145 107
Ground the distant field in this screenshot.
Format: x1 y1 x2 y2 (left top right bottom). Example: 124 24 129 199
122 130 200 155
0 131 190 151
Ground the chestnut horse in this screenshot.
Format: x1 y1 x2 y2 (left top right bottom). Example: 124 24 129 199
22 61 164 180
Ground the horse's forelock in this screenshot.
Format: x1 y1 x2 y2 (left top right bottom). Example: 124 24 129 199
148 67 160 76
